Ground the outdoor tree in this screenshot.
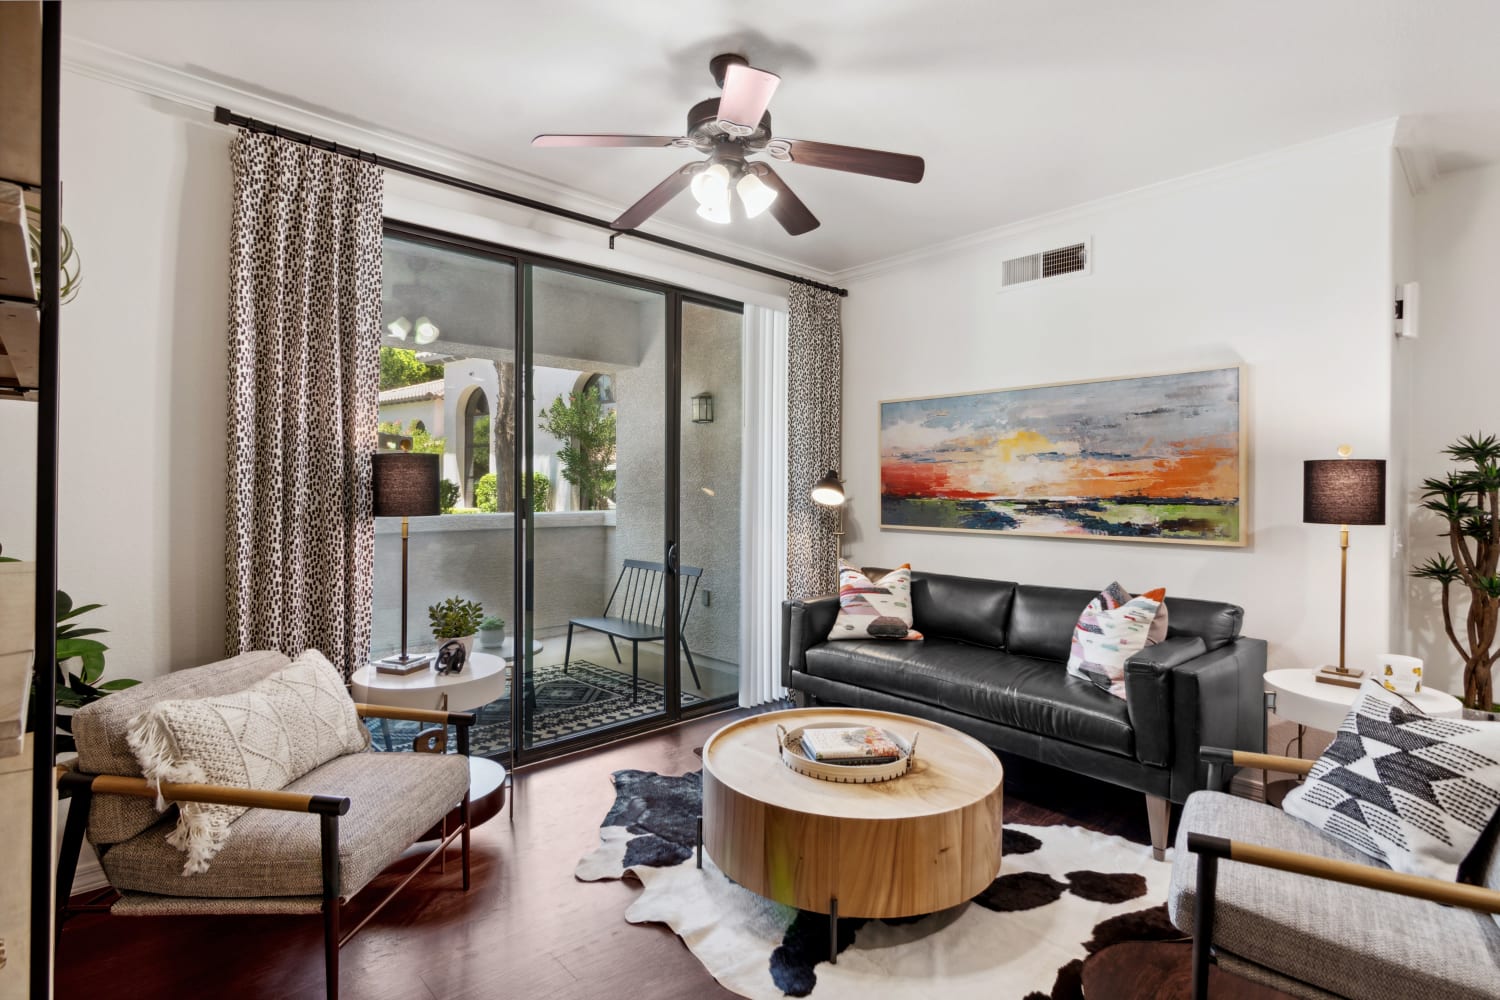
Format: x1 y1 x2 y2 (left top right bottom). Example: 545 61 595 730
379 346 443 390
539 386 616 511
1412 433 1500 710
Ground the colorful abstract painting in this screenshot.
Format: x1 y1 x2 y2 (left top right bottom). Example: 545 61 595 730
880 366 1245 545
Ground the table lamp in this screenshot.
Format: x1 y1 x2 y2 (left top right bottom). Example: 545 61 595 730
1303 447 1385 686
373 447 440 674
810 469 846 561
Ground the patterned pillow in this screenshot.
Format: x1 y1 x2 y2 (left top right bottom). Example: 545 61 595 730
1065 583 1167 698
1283 679 1500 882
827 562 924 641
126 649 370 874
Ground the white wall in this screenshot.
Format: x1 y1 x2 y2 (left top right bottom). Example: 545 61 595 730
841 124 1401 676
1404 162 1500 694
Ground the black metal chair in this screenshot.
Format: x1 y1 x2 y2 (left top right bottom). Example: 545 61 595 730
564 558 703 700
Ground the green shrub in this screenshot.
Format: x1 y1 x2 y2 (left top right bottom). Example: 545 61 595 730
438 478 460 513
475 473 499 513
531 472 551 512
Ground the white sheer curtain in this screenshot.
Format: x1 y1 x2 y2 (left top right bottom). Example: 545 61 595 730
739 303 790 706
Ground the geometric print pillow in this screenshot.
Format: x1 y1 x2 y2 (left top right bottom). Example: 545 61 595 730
826 561 924 641
1065 582 1167 699
125 649 370 875
1283 678 1500 882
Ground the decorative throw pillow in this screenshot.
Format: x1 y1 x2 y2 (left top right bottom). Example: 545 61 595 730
1066 583 1167 698
827 561 924 641
126 649 370 875
1283 679 1500 882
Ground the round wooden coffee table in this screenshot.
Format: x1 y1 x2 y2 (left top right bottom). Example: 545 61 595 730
700 707 1003 962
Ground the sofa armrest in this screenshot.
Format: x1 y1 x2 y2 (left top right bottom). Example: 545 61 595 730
1166 637 1268 800
58 769 350 816
781 595 841 688
1124 636 1208 766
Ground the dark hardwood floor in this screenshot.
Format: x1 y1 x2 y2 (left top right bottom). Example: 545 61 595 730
55 706 1162 1000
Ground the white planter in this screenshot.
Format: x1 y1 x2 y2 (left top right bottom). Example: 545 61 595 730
436 634 475 659
477 629 506 651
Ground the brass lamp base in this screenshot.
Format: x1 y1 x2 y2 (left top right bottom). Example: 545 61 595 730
1316 665 1363 689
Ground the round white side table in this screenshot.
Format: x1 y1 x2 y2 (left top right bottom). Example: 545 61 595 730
1262 667 1463 804
353 650 509 751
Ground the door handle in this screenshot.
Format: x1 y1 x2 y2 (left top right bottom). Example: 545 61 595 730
665 542 679 573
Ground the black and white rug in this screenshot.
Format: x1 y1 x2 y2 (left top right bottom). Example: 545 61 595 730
576 769 1180 1000
368 661 703 755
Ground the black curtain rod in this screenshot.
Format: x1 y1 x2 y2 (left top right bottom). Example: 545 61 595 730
212 106 848 298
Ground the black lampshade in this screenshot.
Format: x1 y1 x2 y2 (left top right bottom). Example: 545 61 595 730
1303 459 1386 525
372 451 440 517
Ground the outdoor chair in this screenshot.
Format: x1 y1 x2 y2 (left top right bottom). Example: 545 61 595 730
564 558 703 699
1171 747 1500 1000
55 650 480 1000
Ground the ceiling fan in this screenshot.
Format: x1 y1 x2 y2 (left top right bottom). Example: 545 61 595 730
533 53 925 236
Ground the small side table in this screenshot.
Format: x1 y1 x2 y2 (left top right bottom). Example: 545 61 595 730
353 650 509 751
1262 668 1463 804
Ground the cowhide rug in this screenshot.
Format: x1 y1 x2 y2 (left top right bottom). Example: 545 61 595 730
576 769 1183 1000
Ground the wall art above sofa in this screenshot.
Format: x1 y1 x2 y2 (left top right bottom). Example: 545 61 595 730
879 364 1246 546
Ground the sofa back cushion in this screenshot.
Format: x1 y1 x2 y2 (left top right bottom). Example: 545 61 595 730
1161 596 1244 650
908 572 1015 649
1009 585 1105 661
73 650 292 845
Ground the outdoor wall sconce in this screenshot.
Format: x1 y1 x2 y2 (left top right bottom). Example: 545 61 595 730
691 392 715 423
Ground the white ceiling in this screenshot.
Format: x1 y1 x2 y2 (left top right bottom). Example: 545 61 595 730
65 0 1500 276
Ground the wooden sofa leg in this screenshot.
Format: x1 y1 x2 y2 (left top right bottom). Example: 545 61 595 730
1146 794 1171 861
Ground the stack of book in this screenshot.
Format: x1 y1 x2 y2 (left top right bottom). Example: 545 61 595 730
799 725 903 767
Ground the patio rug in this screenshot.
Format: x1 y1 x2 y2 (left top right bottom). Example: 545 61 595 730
367 660 703 756
576 769 1181 1000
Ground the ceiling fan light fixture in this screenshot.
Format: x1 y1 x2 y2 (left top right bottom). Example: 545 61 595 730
691 163 732 223
736 170 778 219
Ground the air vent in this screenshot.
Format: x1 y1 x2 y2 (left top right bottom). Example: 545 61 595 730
1001 239 1090 289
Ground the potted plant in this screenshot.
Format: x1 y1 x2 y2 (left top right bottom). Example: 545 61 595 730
1411 433 1500 712
477 614 506 651
427 596 484 658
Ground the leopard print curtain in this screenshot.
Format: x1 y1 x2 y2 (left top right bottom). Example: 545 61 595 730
786 282 842 599
224 131 384 678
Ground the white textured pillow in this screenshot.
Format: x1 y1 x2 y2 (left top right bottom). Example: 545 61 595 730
827 562 924 641
1284 679 1500 882
126 649 369 874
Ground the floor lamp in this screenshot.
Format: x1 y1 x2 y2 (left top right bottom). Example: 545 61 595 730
810 469 846 562
373 448 441 674
1303 448 1386 686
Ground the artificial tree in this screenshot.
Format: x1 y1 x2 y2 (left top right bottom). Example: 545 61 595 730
1412 433 1500 710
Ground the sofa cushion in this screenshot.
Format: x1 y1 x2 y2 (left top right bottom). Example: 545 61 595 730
1163 596 1243 650
74 650 292 845
910 572 1015 649
125 649 372 875
1008 585 1103 661
802 638 1134 757
100 751 470 901
1170 791 1500 1000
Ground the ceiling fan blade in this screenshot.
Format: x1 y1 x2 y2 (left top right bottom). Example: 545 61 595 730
532 134 686 148
611 165 698 231
753 164 820 236
773 139 925 183
716 64 780 135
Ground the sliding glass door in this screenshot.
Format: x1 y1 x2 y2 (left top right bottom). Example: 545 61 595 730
376 223 743 767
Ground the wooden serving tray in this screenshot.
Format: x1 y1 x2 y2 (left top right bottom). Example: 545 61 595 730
775 722 918 784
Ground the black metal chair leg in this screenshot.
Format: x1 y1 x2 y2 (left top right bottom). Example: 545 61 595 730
1189 835 1224 1000
681 640 702 689
563 623 574 672
320 813 342 1000
631 641 639 702
55 774 94 942
608 634 622 664
461 792 471 892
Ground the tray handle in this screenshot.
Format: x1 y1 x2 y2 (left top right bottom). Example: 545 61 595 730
775 723 790 755
907 732 920 766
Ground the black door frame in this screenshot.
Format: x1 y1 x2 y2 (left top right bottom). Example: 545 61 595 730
382 220 743 771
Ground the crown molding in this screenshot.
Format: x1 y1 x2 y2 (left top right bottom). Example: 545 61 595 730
831 118 1400 285
61 38 836 286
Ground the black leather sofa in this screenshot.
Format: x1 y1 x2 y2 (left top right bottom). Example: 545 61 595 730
781 569 1267 858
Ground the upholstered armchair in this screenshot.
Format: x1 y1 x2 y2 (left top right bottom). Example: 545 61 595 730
1171 747 1500 1000
54 650 481 1000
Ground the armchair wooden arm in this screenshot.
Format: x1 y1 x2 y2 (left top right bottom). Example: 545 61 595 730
354 704 475 727
57 768 350 815
1184 832 1500 999
1200 745 1313 791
